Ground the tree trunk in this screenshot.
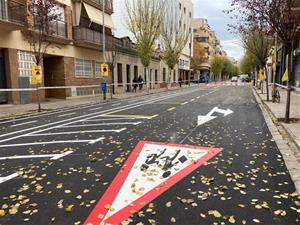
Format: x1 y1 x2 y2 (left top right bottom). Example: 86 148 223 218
265 66 270 101
146 67 149 93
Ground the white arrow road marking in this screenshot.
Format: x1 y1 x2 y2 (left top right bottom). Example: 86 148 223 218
198 107 233 126
0 151 73 161
207 107 234 117
197 115 217 126
0 173 19 184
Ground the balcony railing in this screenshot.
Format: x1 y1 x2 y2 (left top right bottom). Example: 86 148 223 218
73 26 114 47
34 18 67 38
0 0 25 24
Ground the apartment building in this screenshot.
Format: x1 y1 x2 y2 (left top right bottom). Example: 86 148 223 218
0 0 160 104
193 18 223 77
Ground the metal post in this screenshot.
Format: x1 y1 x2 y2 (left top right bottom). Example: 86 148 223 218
272 33 278 102
36 86 41 112
285 41 294 123
102 0 106 101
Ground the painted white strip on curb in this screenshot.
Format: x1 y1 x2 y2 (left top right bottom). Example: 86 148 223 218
0 151 73 161
0 140 93 148
0 173 19 184
10 120 38 127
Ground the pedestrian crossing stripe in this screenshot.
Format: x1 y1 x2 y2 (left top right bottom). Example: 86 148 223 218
84 141 222 225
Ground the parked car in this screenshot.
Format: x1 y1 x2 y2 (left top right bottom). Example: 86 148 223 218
239 74 250 82
231 76 238 82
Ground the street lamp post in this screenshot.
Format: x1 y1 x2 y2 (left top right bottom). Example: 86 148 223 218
102 0 106 100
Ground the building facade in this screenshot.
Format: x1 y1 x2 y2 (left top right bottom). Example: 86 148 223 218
193 18 223 77
0 0 161 104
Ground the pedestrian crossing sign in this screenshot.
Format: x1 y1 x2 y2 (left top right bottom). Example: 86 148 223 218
101 63 109 77
31 65 43 85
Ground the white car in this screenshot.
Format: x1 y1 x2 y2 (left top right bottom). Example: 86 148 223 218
231 76 238 82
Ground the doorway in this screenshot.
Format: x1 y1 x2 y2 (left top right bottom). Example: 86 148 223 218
0 49 8 103
126 64 130 92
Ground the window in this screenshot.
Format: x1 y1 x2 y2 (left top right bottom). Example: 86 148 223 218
155 70 158 84
95 61 101 78
117 63 122 86
75 58 92 77
184 7 186 13
163 68 166 82
196 37 208 43
18 51 36 77
179 3 181 10
189 12 191 18
173 70 176 82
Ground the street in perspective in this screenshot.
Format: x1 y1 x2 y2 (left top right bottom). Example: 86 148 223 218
0 0 300 225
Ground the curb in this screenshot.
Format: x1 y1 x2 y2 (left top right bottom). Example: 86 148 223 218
252 88 300 192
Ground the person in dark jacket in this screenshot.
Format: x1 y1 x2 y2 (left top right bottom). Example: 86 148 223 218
178 77 183 88
138 75 144 90
132 76 138 92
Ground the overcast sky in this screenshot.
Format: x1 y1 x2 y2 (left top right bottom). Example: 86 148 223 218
112 0 245 60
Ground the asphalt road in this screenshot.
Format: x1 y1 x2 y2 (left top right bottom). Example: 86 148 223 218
0 84 299 225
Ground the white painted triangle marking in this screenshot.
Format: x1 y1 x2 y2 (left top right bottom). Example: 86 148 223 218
102 143 208 222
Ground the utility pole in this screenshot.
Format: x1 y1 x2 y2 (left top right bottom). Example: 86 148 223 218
102 0 106 100
272 33 277 102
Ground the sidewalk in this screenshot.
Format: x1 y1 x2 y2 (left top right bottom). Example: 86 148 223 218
255 86 300 150
253 86 300 191
0 84 199 120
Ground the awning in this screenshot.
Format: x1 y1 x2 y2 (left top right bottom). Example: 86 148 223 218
83 3 114 29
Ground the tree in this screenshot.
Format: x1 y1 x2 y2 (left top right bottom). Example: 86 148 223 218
240 51 260 75
125 0 165 90
191 42 205 71
240 25 273 99
211 56 225 80
161 0 190 85
25 0 62 66
222 58 238 78
228 0 300 122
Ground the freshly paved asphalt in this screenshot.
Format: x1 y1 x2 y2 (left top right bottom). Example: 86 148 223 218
0 84 299 225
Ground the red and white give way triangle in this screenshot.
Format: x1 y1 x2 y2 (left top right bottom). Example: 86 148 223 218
84 141 222 225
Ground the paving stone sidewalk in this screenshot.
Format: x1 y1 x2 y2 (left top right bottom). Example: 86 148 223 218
0 85 198 120
253 87 300 191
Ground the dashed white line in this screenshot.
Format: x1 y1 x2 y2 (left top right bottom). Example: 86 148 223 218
0 173 19 184
0 140 94 148
89 107 103 111
89 137 106 144
62 122 143 128
181 102 188 106
26 129 127 136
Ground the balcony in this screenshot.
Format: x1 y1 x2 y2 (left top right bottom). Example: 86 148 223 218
0 0 26 30
32 18 70 44
73 26 115 50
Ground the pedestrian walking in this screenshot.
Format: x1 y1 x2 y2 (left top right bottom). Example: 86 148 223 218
132 76 138 92
138 75 144 90
178 77 183 88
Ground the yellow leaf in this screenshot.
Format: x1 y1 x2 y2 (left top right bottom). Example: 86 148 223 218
229 216 236 223
0 209 5 216
208 210 222 218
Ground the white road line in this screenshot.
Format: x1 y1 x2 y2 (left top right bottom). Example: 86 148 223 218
181 102 188 105
26 129 126 136
95 114 154 119
0 151 73 161
62 122 142 128
0 140 93 148
167 107 176 111
0 88 202 143
190 99 195 102
58 112 76 117
0 172 19 184
85 118 137 122
10 120 38 127
89 137 105 144
89 107 103 111
197 96 200 99
112 103 121 106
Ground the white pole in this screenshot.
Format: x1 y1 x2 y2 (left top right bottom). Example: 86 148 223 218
102 0 106 63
